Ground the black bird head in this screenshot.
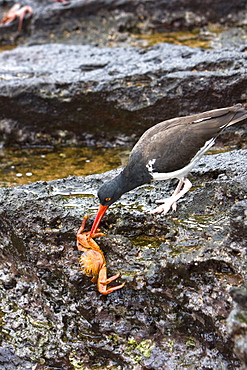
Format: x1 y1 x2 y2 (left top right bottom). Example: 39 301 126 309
89 157 151 236
89 173 125 236
97 176 124 206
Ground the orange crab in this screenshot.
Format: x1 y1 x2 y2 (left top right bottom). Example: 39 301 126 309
77 215 125 295
0 3 33 31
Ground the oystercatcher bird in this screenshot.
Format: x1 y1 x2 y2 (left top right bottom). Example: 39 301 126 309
90 104 247 235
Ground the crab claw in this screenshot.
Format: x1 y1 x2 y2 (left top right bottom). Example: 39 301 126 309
77 215 125 295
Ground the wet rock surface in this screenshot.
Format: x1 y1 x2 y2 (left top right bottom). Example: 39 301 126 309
0 0 247 368
228 285 247 370
0 149 247 369
0 0 247 147
0 0 246 47
0 42 247 147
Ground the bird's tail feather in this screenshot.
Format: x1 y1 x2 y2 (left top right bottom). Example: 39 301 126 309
226 104 247 127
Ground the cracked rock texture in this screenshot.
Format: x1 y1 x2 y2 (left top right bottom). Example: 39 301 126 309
0 0 247 369
0 43 246 147
0 150 247 369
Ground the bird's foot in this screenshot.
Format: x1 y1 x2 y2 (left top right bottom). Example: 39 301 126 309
150 178 192 215
150 196 177 215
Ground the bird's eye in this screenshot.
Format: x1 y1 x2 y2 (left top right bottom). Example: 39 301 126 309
105 197 112 202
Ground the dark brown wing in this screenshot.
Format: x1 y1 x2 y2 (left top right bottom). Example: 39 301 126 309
130 104 247 173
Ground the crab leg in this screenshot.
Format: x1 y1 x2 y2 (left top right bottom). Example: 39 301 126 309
77 216 125 294
98 267 125 295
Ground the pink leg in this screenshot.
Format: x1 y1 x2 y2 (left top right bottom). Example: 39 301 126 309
1 16 16 26
170 179 184 211
150 178 192 215
18 13 25 31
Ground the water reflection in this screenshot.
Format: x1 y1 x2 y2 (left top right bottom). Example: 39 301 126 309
0 146 129 187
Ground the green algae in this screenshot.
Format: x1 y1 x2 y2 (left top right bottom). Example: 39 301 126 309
131 234 165 249
125 338 155 364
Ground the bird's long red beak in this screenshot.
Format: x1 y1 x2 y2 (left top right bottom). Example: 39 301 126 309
89 204 109 236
